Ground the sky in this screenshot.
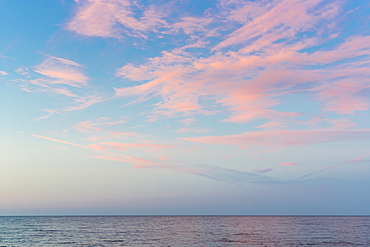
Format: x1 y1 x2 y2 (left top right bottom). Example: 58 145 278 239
1 0 370 215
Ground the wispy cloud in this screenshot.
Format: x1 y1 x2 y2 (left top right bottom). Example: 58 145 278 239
347 153 370 163
299 152 370 179
174 127 211 133
15 67 29 76
44 54 84 67
179 118 197 125
168 16 215 39
73 118 138 141
254 168 274 174
181 129 370 148
136 163 274 185
114 34 370 126
13 55 105 115
74 118 126 131
279 162 297 166
34 56 88 88
66 0 168 38
298 117 357 130
93 154 157 166
89 141 176 152
63 0 365 127
65 95 104 111
10 0 370 190
215 0 342 50
34 109 61 121
32 134 86 148
92 151 273 185
13 55 89 98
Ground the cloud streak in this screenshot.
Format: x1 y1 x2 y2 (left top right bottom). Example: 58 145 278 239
136 163 274 185
34 56 88 88
181 129 370 148
299 152 370 179
32 134 86 148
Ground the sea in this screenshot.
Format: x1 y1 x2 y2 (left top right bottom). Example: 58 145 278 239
0 216 369 246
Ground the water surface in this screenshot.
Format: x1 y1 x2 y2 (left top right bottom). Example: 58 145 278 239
0 216 369 246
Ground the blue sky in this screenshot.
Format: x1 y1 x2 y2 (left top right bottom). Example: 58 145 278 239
1 0 370 215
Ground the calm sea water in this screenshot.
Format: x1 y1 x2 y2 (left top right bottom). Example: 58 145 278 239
0 216 369 246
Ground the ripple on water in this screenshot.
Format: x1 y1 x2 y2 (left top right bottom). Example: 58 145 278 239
0 216 369 246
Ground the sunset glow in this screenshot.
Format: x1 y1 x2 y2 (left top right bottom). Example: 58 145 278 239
1 0 370 215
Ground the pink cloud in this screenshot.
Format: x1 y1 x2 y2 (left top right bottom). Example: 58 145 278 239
94 154 156 166
74 120 103 133
318 79 370 114
93 141 176 152
65 95 104 111
326 119 357 129
48 88 77 97
215 0 340 50
346 153 370 163
279 162 297 166
34 56 88 88
157 156 169 161
169 16 214 37
45 55 83 67
19 55 104 115
32 134 85 148
24 79 79 98
87 144 107 152
116 32 370 124
174 127 211 133
298 36 370 65
117 48 283 121
66 0 168 38
179 118 196 125
82 131 179 166
73 118 137 142
115 50 207 117
15 67 29 76
34 109 61 121
222 0 280 24
86 139 179 171
74 118 126 132
66 0 368 129
181 129 370 148
66 0 126 38
298 116 357 129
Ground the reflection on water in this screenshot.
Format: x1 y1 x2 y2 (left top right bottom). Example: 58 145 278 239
0 216 369 246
